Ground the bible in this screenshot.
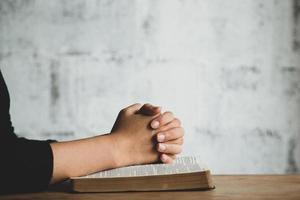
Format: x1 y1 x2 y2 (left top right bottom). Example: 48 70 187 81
71 156 214 192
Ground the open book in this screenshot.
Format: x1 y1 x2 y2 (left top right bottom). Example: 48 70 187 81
71 156 214 192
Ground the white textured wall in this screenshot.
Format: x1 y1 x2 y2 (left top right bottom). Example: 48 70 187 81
0 0 300 174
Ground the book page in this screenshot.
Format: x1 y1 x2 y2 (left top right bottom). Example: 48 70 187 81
76 156 208 179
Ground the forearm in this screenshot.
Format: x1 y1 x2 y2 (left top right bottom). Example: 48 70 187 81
50 134 118 184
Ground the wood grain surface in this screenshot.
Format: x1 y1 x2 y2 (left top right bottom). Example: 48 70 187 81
1 175 300 200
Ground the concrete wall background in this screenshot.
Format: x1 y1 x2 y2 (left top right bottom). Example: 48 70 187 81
0 0 300 174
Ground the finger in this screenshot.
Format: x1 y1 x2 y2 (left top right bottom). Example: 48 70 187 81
123 103 143 114
157 143 182 154
151 111 174 129
156 118 181 133
137 103 161 116
163 137 184 145
157 127 184 142
161 154 176 164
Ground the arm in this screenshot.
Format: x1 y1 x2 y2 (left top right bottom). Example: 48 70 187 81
50 103 158 184
50 103 184 184
50 134 118 184
0 71 184 191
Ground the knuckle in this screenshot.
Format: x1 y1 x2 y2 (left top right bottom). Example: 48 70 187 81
178 127 185 136
169 119 180 128
135 103 142 107
164 111 174 117
144 103 151 107
172 127 182 136
165 129 175 138
174 118 181 126
126 108 131 113
156 114 163 123
179 137 184 145
120 108 127 114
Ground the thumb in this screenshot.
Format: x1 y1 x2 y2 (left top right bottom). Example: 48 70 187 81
137 103 161 116
124 103 143 114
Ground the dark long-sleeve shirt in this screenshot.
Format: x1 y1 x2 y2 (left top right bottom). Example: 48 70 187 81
0 70 54 194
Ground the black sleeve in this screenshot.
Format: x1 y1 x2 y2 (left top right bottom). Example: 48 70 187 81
0 70 55 194
0 137 55 194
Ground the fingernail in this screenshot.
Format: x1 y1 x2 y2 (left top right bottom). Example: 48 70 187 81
161 154 167 162
157 134 165 142
151 120 160 129
159 144 166 151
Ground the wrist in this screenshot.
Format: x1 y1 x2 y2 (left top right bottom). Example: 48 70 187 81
91 133 119 169
109 131 131 168
107 132 123 168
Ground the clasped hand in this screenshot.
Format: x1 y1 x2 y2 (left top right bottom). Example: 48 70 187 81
110 103 184 166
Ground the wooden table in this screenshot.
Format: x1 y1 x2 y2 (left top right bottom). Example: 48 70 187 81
1 175 300 200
